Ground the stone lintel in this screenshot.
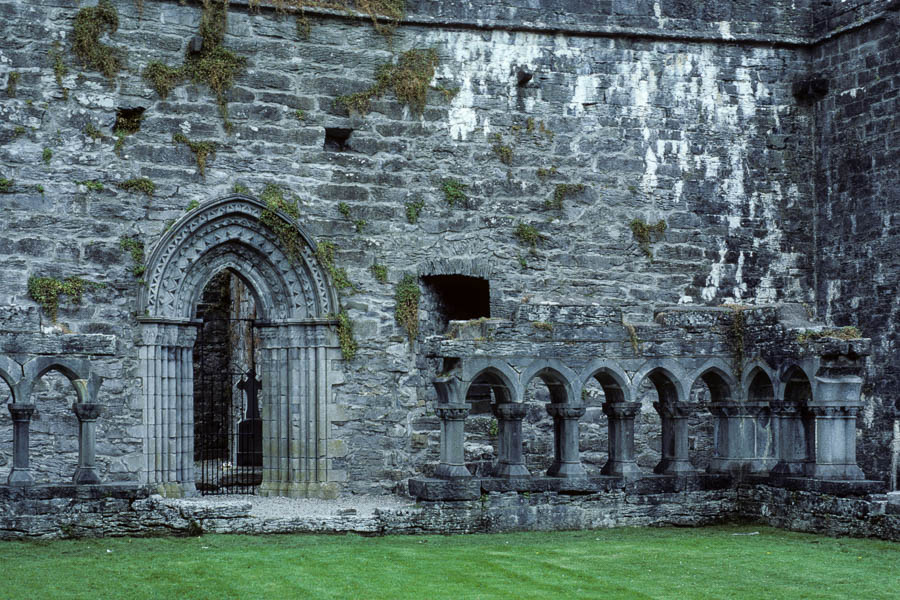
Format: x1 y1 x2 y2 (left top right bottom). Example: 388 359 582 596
0 333 117 356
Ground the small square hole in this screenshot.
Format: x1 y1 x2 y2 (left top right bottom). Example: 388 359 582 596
324 127 352 152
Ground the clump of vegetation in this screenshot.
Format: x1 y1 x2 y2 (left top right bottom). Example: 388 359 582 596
117 177 155 196
547 183 585 210
315 240 354 292
186 199 200 211
513 222 541 252
723 304 747 375
295 109 306 121
72 0 123 80
260 0 406 38
532 321 553 333
405 197 424 224
335 309 358 361
49 42 69 98
338 202 351 218
173 133 216 176
13 126 25 138
488 418 499 437
440 178 468 207
371 263 388 284
27 275 101 322
35 184 44 194
142 0 247 130
336 48 438 115
42 148 52 165
536 166 558 179
796 326 862 344
624 321 641 354
629 218 667 259
259 183 304 264
0 177 14 193
113 108 144 155
395 273 420 344
77 180 104 191
232 182 250 195
119 236 146 278
491 133 513 165
84 122 103 140
6 71 19 97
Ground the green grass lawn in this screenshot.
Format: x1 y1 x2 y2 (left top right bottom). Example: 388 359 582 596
0 524 897 599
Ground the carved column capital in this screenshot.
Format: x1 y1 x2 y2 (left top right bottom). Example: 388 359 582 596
8 403 35 422
545 403 585 419
654 401 693 418
73 403 104 421
602 401 641 418
435 405 469 421
493 402 528 420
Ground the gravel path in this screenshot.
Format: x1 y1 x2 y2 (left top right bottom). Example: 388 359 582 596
209 494 415 520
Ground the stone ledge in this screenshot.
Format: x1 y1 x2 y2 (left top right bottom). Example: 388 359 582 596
751 476 885 496
0 483 148 501
0 333 117 356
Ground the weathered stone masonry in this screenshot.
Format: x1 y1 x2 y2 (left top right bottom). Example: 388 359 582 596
0 0 898 536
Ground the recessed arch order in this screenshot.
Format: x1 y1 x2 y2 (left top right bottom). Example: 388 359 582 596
137 194 342 499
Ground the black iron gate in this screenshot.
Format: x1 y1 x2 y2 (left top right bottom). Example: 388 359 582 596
193 316 262 495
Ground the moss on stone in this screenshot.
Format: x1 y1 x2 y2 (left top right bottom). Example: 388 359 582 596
42 148 52 165
491 133 513 165
119 236 146 278
0 178 14 193
547 183 585 210
316 240 354 292
371 263 388 284
6 71 19 98
72 0 123 80
259 183 304 265
395 273 420 344
796 326 862 344
173 133 216 176
27 275 100 322
336 48 438 115
117 177 155 196
513 222 541 252
440 178 468 207
629 218 667 259
405 197 424 224
335 309 358 360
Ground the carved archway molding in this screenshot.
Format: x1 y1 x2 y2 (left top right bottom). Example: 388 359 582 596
136 195 342 498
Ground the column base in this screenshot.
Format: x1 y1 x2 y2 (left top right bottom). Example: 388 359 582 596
492 462 530 478
805 463 865 480
434 463 473 479
653 458 695 475
7 468 34 486
73 467 102 485
770 461 807 477
601 459 643 479
708 458 769 475
547 461 587 478
156 482 188 498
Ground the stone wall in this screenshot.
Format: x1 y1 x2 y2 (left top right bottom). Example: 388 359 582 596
0 0 893 494
811 3 900 480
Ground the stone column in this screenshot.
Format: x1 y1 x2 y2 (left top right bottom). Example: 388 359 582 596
653 401 695 475
137 319 199 497
257 320 339 498
434 405 471 479
7 403 35 486
545 403 586 478
770 402 809 477
708 402 770 474
806 404 866 480
601 401 642 478
72 403 104 484
492 402 529 478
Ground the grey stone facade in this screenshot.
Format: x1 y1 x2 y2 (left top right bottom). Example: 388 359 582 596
0 0 898 535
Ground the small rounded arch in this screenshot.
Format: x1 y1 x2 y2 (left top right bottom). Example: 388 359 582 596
461 360 520 404
580 359 632 403
0 355 22 400
520 359 579 405
21 357 97 404
632 359 687 404
688 359 737 404
779 363 814 405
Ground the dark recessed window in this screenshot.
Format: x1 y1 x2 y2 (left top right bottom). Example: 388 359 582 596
422 275 490 332
324 127 352 152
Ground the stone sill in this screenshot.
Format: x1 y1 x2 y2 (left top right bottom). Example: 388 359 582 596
0 483 148 501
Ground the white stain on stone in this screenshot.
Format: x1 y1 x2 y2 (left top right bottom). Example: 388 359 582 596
702 241 728 302
718 22 734 40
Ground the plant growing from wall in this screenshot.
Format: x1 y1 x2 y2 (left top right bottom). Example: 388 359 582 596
405 197 424 224
84 123 103 140
629 218 666 259
72 0 123 80
232 183 250 195
723 304 747 376
27 276 101 322
315 240 354 292
796 326 862 344
255 0 405 38
77 180 104 191
6 72 19 98
49 42 69 98
335 309 358 360
532 321 553 333
440 178 468 207
117 177 155 196
336 48 439 115
547 183 585 210
371 263 388 284
113 109 144 156
513 222 541 252
623 320 641 355
173 133 216 176
42 148 52 165
395 273 420 344
491 133 513 165
0 178 14 193
119 236 146 278
259 183 304 264
142 0 247 130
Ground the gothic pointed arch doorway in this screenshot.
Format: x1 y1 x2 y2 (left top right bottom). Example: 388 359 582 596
137 194 342 498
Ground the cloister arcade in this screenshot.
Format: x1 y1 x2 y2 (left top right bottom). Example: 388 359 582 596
427 351 866 491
